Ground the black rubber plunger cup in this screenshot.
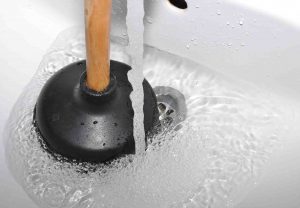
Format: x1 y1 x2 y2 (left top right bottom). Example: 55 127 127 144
34 60 159 163
33 0 159 163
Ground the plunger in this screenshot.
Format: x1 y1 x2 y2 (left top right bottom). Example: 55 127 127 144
34 0 159 163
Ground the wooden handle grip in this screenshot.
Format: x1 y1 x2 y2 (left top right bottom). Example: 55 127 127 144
85 0 112 92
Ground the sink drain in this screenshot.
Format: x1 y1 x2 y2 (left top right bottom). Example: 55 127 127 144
154 86 187 129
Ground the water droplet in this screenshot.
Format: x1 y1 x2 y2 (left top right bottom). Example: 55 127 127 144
216 10 221 15
239 18 244 26
145 16 153 24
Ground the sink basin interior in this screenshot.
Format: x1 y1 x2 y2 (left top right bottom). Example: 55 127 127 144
3 27 297 208
1 0 300 208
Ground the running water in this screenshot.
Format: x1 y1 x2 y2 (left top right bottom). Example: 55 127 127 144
126 0 146 154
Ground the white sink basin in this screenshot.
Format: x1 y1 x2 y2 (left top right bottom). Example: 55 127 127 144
0 0 299 207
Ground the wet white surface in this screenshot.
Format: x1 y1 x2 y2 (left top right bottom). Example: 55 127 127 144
1 0 300 207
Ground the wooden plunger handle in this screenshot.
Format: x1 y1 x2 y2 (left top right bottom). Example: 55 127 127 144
85 0 112 92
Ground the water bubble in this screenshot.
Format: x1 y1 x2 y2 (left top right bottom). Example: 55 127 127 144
75 196 95 208
26 174 42 186
43 184 66 207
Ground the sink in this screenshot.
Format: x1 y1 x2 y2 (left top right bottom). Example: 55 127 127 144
0 0 300 207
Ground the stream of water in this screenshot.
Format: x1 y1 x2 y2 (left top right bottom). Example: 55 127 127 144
126 0 146 154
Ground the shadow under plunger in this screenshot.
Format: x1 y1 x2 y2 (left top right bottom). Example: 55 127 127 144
33 0 159 163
